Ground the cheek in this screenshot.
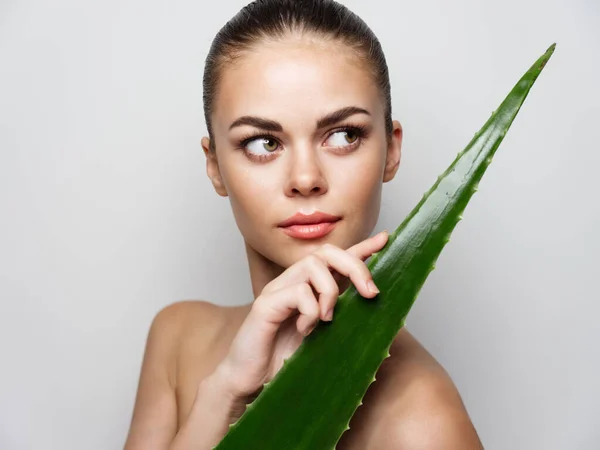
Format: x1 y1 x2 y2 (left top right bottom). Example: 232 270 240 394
222 164 276 230
331 152 384 238
346 166 382 221
339 151 383 204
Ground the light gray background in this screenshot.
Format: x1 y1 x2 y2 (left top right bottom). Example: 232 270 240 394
1 0 598 449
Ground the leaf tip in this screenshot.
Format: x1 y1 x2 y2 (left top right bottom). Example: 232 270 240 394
538 43 557 71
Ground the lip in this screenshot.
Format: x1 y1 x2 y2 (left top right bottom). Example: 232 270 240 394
277 211 342 240
279 221 339 240
277 211 342 228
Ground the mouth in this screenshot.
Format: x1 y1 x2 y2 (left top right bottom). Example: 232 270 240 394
277 211 342 240
279 221 340 240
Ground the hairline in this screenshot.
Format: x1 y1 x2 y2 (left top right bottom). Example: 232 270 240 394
207 30 391 153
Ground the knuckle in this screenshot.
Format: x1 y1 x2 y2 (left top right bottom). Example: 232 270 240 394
252 294 270 313
322 283 339 298
320 243 337 252
306 284 318 300
296 283 312 297
304 253 324 268
261 280 275 295
316 243 339 258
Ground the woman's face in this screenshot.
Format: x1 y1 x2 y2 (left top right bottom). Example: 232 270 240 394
202 35 402 269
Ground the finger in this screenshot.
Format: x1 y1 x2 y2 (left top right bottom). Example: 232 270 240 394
251 283 320 336
312 243 380 299
300 255 340 321
345 229 389 261
262 254 339 322
264 231 388 297
330 230 389 286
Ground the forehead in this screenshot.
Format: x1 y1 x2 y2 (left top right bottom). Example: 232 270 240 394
212 37 383 131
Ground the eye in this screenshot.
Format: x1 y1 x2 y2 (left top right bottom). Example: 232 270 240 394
325 129 360 147
246 136 280 155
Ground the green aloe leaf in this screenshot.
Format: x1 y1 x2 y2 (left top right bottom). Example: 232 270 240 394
214 43 556 449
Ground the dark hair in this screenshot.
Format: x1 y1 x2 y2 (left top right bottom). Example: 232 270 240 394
203 0 392 153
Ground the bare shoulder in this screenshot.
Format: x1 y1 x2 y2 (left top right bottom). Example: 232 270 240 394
153 300 233 373
155 299 223 324
150 300 223 354
168 300 251 424
369 327 483 449
156 299 233 335
124 300 226 449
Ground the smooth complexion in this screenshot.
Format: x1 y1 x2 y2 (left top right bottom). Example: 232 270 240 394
202 34 402 299
124 32 481 450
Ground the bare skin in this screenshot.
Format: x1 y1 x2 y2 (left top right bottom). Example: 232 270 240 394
125 32 483 449
169 301 481 449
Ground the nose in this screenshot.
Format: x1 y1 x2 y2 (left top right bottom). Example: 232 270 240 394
284 144 329 197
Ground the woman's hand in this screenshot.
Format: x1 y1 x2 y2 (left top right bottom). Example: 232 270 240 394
216 230 389 403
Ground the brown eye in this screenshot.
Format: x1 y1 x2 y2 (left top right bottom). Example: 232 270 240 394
325 128 362 148
344 130 358 144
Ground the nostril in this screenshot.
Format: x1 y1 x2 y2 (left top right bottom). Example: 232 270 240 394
289 183 326 196
292 187 320 194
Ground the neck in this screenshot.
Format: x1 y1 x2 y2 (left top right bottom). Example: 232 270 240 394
244 240 285 300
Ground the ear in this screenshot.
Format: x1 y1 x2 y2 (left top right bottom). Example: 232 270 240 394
201 136 228 197
383 120 403 183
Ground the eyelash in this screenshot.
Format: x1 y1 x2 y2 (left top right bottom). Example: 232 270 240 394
235 124 369 162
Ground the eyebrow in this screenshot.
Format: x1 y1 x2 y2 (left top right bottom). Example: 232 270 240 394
228 106 371 132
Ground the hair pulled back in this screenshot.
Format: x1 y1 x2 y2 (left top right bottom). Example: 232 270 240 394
203 0 392 153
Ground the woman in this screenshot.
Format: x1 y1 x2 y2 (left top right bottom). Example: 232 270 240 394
124 0 483 448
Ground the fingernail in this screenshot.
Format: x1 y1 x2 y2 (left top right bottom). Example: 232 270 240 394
366 279 380 295
325 308 333 321
304 322 317 336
